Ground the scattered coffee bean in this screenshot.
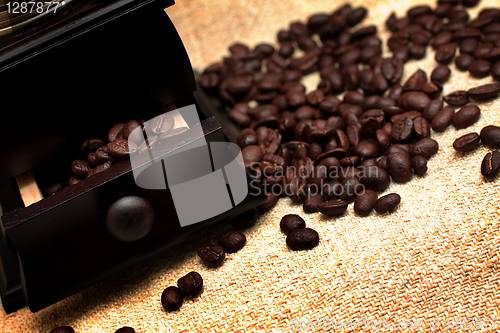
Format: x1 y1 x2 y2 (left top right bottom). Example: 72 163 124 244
467 83 500 101
280 214 306 234
480 125 500 149
481 151 500 178
443 90 469 106
107 139 138 159
218 230 246 253
197 245 225 266
71 159 91 178
431 107 454 132
353 190 378 216
374 193 401 213
452 104 481 129
411 156 428 176
410 138 439 158
318 200 348 216
81 138 106 153
161 286 184 311
115 327 136 333
286 228 319 251
387 153 413 183
453 133 481 152
177 272 203 296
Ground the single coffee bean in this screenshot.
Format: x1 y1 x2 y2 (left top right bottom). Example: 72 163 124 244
280 214 306 235
455 53 474 71
480 125 500 148
442 90 469 106
422 99 443 121
122 120 141 140
87 152 100 167
410 138 439 158
431 107 454 132
430 65 450 83
453 132 481 152
357 165 391 192
392 117 413 142
197 245 225 266
467 83 500 101
435 43 456 64
353 139 380 158
108 139 138 159
71 159 91 178
481 151 500 178
469 59 493 78
492 61 500 81
115 327 136 333
398 91 431 111
411 156 428 176
88 161 112 177
318 200 348 216
387 153 412 183
413 117 430 139
242 145 263 163
95 145 119 163
374 193 401 213
48 327 75 333
42 182 66 197
219 230 246 253
81 138 106 153
459 38 479 55
108 123 124 142
68 176 82 186
286 228 319 251
177 272 203 296
402 69 427 91
353 190 378 216
303 193 324 213
226 77 253 95
452 104 481 129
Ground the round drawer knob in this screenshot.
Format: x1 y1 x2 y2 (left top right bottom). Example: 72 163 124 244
105 196 155 242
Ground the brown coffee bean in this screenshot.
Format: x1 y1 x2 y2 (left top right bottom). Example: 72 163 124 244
480 125 500 148
455 53 474 71
122 120 141 140
71 159 91 178
467 83 500 101
197 245 225 266
219 230 246 253
431 107 455 132
398 91 431 111
492 61 500 81
286 228 319 251
422 99 443 121
381 58 404 85
469 59 493 78
452 104 481 129
453 132 481 152
303 193 325 213
280 214 306 234
177 272 203 296
88 161 112 177
481 151 500 178
387 153 412 183
413 117 430 139
392 117 414 142
410 138 439 158
442 90 469 106
318 200 348 216
353 190 378 216
226 77 253 95
357 165 391 192
107 139 138 159
108 123 124 142
68 176 82 186
403 69 427 91
229 109 252 127
374 193 401 213
430 65 450 83
81 138 106 153
115 327 136 333
161 286 183 311
435 43 456 64
411 156 428 176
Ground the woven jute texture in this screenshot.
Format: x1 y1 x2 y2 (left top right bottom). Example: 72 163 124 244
2 0 500 332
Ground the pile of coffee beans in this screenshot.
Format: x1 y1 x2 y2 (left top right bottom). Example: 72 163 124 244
161 271 204 312
453 124 500 178
280 214 319 250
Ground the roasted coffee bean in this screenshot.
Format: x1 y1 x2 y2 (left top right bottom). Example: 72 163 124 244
149 115 174 135
421 81 443 99
303 193 324 213
200 72 220 89
381 58 404 85
357 165 390 192
453 132 481 152
231 209 259 229
81 138 106 153
318 200 348 216
481 151 500 178
492 61 500 81
108 123 125 142
431 107 454 132
159 127 189 141
108 139 138 159
68 176 82 186
410 138 439 158
467 83 500 101
480 125 500 149
42 182 66 197
286 90 307 108
459 38 479 55
177 272 203 296
88 161 112 177
430 65 450 83
403 69 427 91
413 117 430 139
237 129 258 148
71 159 91 178
161 286 183 311
226 77 253 95
455 53 474 71
338 177 364 202
242 145 263 162
432 31 453 49
87 152 100 167
374 193 401 213
229 109 251 127
115 327 136 333
353 139 380 158
452 104 481 129
286 228 319 251
280 214 306 235
122 120 141 140
422 99 443 121
197 245 225 266
442 90 469 106
48 326 75 333
387 153 412 183
398 91 431 111
353 190 378 216
411 156 428 175
392 117 413 142
469 59 493 78
219 230 246 253
435 43 456 64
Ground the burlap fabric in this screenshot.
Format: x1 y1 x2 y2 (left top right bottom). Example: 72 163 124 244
2 0 500 331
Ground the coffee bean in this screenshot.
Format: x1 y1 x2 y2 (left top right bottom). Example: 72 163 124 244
452 104 481 129
374 193 401 213
107 139 138 159
435 43 456 64
431 107 454 132
242 145 263 163
218 230 246 253
430 65 450 83
280 214 306 235
481 151 500 178
303 193 324 213
492 61 500 81
469 59 493 78
403 69 427 91
411 156 428 175
318 200 348 216
467 83 500 101
95 145 119 163
121 120 141 140
108 123 124 142
286 228 319 251
226 77 253 95
480 125 500 148
413 117 430 139
115 327 136 333
353 190 378 216
455 54 474 71
387 153 412 183
357 165 391 192
453 132 480 152
71 159 91 178
177 272 203 296
81 138 106 153
197 245 225 266
392 117 413 142
410 138 439 158
353 139 380 158
398 91 431 111
442 90 469 106
68 176 82 186
48 327 75 333
161 286 183 311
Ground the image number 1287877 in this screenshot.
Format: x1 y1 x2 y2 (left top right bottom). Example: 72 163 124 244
6 1 66 14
